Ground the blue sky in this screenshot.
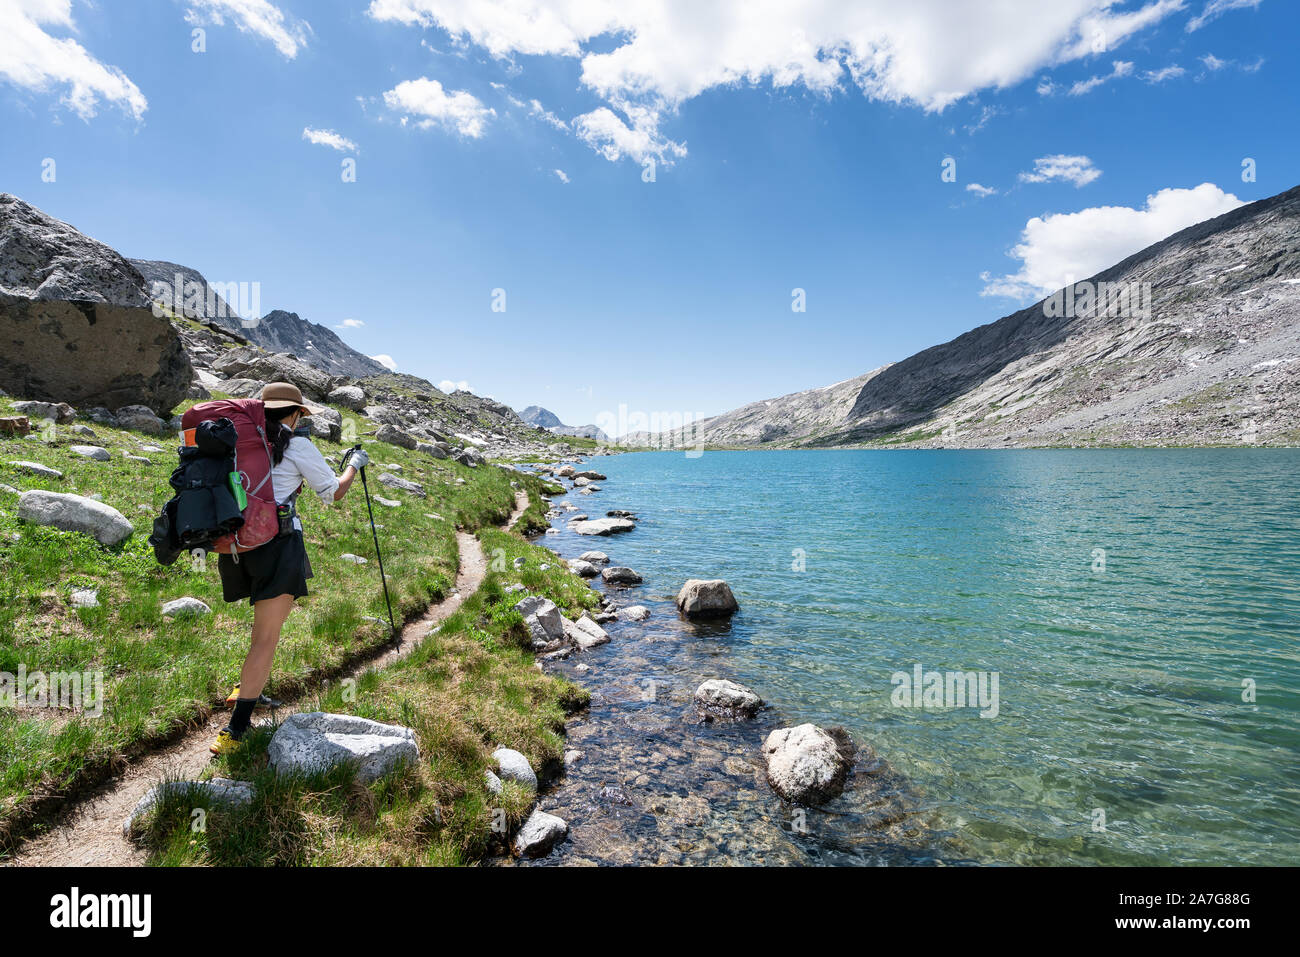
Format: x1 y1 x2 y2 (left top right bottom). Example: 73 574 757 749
1 1 1296 433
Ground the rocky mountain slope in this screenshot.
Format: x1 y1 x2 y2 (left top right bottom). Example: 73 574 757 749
630 183 1300 449
518 404 610 443
130 259 386 379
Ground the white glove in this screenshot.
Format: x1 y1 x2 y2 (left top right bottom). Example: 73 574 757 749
346 447 370 471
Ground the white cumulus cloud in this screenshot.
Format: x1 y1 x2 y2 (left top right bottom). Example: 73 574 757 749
186 0 311 58
303 127 358 152
553 168 570 183
1019 154 1102 187
0 0 147 120
439 379 470 393
382 76 494 137
366 1 1187 163
370 354 399 371
336 318 365 328
966 183 998 198
981 183 1244 300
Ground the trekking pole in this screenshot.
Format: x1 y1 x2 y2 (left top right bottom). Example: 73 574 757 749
342 446 398 643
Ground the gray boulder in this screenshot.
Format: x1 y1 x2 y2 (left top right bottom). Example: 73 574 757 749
69 445 110 462
0 195 192 414
620 605 651 621
122 778 254 837
571 517 634 536
17 490 132 545
676 579 739 618
308 407 341 442
601 566 643 585
579 550 609 564
12 400 75 424
378 472 426 498
762 724 854 805
8 459 63 479
567 559 599 578
114 405 169 435
375 424 417 450
694 678 763 719
514 809 568 858
268 712 420 783
211 349 336 401
161 597 210 618
416 441 449 459
327 385 367 411
514 595 564 648
491 747 538 791
562 614 610 650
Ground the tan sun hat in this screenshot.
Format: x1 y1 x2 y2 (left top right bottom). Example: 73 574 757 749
260 381 326 417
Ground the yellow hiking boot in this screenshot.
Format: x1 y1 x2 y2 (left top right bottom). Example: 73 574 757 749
209 729 242 755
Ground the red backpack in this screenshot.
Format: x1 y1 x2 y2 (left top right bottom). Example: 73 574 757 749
180 399 279 554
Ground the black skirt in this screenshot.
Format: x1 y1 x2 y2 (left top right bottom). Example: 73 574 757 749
218 530 314 605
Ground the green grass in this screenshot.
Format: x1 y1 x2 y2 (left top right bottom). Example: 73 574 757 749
129 523 595 866
0 395 522 849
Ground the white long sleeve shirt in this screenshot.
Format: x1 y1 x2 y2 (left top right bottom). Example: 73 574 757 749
272 436 339 528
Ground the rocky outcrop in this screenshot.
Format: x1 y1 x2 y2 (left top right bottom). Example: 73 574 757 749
268 712 419 783
0 194 192 414
762 724 854 805
17 490 133 546
211 348 336 401
676 579 739 618
515 595 565 649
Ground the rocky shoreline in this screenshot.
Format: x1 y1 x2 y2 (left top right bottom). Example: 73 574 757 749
513 455 936 866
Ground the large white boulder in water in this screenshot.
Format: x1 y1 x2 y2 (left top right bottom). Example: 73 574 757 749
17 489 133 545
676 579 739 618
268 712 419 783
761 723 854 805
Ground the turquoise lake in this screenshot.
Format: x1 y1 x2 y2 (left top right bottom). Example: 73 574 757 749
542 448 1300 866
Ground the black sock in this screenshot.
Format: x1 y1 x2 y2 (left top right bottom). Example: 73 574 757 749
228 697 258 738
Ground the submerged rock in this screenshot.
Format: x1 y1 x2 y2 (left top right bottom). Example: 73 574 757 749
695 678 763 719
762 723 854 805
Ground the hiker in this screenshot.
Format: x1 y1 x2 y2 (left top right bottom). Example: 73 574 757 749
210 382 369 754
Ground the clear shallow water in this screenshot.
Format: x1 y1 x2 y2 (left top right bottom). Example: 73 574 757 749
537 449 1300 866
